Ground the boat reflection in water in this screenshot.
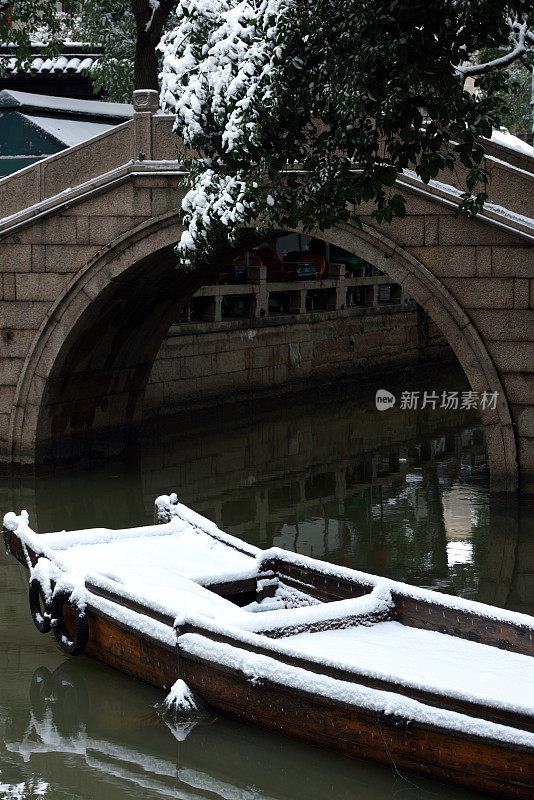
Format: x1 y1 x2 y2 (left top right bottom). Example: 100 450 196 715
3 662 487 800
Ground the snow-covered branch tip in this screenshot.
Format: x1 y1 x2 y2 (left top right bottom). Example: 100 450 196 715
146 0 161 32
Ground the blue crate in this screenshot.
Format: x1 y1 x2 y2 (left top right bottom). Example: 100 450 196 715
284 261 316 281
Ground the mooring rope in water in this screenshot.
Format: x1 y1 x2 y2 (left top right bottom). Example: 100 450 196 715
376 711 425 794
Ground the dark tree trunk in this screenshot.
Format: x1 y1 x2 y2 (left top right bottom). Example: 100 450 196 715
134 28 160 91
131 0 176 91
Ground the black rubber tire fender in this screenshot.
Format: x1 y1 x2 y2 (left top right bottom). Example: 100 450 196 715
29 577 52 634
50 589 89 656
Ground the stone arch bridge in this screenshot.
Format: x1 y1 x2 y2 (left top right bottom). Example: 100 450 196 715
0 100 533 499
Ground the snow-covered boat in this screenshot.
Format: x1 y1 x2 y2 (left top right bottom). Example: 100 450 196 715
3 494 534 799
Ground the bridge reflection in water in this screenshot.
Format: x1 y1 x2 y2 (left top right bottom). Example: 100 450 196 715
3 362 533 615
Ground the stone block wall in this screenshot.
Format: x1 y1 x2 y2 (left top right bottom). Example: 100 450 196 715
144 304 451 414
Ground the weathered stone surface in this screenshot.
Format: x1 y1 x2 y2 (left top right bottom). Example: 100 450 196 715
88 215 147 245
407 247 476 277
514 279 530 309
0 300 50 328
15 273 70 301
42 123 132 201
0 357 24 385
42 244 100 274
476 246 492 277
487 341 534 372
0 244 32 272
491 247 534 277
442 278 515 309
469 309 534 341
502 374 534 404
17 217 78 246
511 406 534 438
438 215 520 246
0 165 41 219
146 307 449 414
0 329 38 359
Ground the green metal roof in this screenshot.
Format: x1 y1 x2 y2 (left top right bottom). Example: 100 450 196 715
0 90 133 177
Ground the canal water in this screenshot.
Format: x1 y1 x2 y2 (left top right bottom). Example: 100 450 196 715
1 363 532 800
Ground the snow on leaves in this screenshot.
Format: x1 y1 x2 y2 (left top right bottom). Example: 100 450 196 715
160 0 288 267
160 0 534 269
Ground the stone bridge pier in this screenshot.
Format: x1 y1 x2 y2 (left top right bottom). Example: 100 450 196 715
0 96 533 499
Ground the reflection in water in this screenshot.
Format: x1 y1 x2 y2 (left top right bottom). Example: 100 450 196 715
1 662 489 800
1 363 533 799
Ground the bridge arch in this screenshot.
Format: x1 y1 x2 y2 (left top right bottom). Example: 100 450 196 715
8 212 517 494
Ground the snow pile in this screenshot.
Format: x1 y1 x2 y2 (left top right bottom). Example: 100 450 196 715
490 129 533 157
278 621 534 716
162 679 198 713
85 566 245 625
239 584 394 635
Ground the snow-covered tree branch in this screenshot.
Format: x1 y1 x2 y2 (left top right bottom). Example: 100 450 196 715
456 22 528 78
456 17 534 82
161 0 534 270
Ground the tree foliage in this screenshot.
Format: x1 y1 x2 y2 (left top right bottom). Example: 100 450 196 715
475 47 533 135
160 0 534 268
0 0 179 101
1 1 534 268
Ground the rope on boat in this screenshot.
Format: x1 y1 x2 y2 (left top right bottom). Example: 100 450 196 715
375 711 423 792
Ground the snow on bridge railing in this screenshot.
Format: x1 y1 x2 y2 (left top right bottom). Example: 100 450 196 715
0 119 133 221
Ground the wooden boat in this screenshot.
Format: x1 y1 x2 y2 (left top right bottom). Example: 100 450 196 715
3 494 534 799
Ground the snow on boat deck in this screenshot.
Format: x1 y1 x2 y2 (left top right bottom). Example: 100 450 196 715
3 510 259 622
278 621 534 714
3 504 534 724
54 522 256 587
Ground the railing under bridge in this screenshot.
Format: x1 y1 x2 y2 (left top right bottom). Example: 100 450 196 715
179 264 412 324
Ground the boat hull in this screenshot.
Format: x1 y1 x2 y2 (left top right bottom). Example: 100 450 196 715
82 604 534 800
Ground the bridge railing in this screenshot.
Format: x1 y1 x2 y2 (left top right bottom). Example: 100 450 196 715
0 94 530 236
178 266 410 324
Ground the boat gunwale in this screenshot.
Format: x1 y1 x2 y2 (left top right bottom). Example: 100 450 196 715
178 636 534 757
